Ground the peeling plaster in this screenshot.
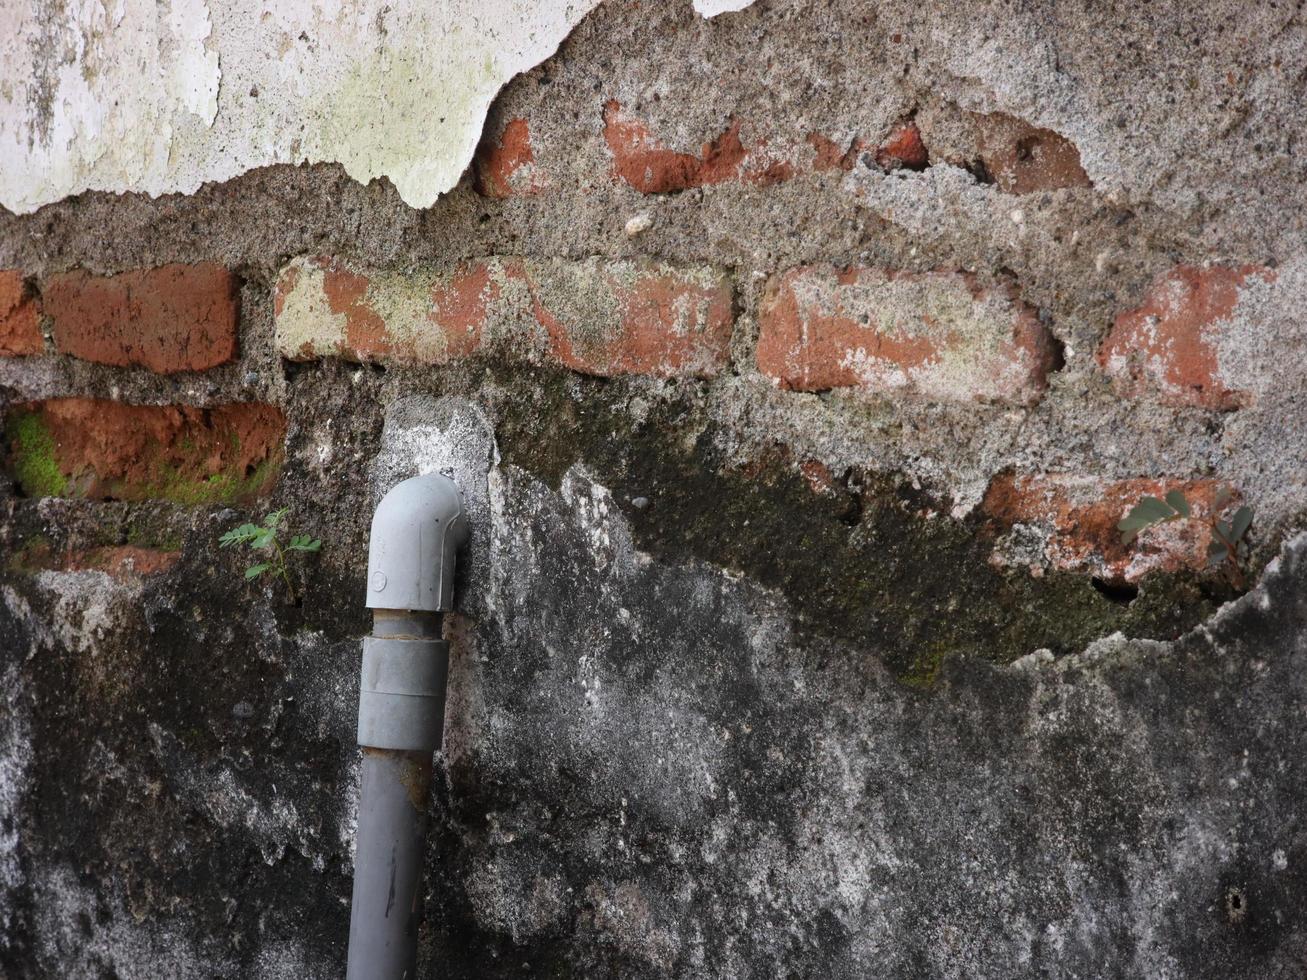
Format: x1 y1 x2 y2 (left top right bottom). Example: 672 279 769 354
692 0 758 16
0 0 609 213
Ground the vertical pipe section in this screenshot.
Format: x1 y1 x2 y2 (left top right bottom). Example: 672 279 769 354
347 475 468 980
347 610 443 980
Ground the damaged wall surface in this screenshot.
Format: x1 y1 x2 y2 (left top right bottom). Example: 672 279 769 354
0 0 604 213
2 0 1306 976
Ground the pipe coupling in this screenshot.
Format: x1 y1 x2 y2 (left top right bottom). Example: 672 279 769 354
357 636 449 752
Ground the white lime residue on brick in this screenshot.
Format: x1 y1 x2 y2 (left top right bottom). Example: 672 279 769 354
273 258 350 360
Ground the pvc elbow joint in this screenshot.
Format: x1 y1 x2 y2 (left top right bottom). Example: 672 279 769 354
357 474 468 752
365 474 469 613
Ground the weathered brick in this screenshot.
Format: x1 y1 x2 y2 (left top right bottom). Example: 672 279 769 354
3 398 283 503
0 270 43 356
45 263 239 373
1098 264 1276 410
757 266 1059 405
982 473 1234 583
874 122 928 171
275 256 734 379
8 541 180 579
66 545 181 579
474 117 546 199
974 112 1091 194
602 101 794 192
807 133 861 172
604 100 749 192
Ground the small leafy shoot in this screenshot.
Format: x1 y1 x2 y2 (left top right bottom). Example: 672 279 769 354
1117 487 1253 589
1118 495 1183 544
1165 489 1190 518
221 507 322 601
1230 506 1254 542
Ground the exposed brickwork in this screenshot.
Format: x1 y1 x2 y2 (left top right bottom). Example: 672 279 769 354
275 255 734 378
982 473 1235 583
45 263 239 373
473 117 546 199
974 113 1091 194
757 266 1059 405
807 133 861 172
0 270 43 356
70 545 181 578
60 545 181 579
1098 264 1276 410
874 122 928 171
7 541 180 579
603 100 752 193
4 398 284 502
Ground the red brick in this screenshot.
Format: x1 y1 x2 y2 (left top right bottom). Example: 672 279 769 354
603 100 752 193
807 133 861 172
1098 265 1275 410
982 473 1235 583
10 541 180 579
474 117 546 199
45 263 239 373
0 270 43 356
602 101 797 193
874 122 928 171
4 398 283 503
757 266 1059 405
65 546 181 579
275 256 734 379
531 260 735 378
973 113 1091 194
799 459 838 496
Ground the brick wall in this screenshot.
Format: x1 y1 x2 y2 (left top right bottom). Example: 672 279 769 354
3 2 1306 977
0 246 1279 584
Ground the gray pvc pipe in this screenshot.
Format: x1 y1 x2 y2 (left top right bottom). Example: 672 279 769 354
346 747 433 979
347 474 468 980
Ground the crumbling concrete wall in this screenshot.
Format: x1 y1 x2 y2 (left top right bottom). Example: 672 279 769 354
2 1 1306 976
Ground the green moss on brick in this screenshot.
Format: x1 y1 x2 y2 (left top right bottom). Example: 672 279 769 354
5 412 69 498
135 456 280 506
4 400 283 505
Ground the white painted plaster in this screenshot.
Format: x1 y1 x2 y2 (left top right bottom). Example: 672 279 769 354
0 0 604 212
692 0 757 16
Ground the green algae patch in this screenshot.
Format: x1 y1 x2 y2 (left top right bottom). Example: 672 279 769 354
491 364 1231 687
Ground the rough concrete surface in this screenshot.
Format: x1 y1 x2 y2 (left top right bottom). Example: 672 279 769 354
2 0 1306 976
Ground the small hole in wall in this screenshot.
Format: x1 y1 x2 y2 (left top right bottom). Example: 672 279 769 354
1226 886 1248 924
1091 576 1139 605
1046 332 1068 374
966 158 994 185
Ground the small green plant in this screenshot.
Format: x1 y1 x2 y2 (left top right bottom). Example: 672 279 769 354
219 508 321 600
1118 487 1253 588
